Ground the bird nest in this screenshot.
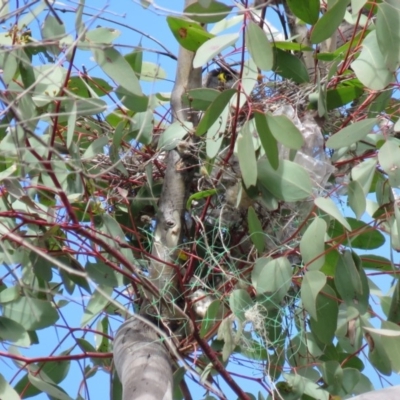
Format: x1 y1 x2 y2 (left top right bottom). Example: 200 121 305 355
86 78 345 248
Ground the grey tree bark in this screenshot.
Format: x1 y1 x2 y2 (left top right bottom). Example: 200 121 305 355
113 1 202 399
351 386 400 400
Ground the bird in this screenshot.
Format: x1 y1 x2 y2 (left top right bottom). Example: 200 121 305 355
202 67 238 91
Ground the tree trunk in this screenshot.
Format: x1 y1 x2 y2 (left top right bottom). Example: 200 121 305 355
113 0 201 398
113 317 173 400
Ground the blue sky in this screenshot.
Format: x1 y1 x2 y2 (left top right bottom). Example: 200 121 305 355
1 1 400 399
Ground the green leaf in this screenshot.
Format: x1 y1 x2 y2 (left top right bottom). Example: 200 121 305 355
187 189 218 209
28 374 73 400
328 218 386 250
86 261 119 287
257 158 312 202
246 21 273 72
273 48 310 84
360 254 392 271
184 1 232 24
273 41 313 52
115 87 149 112
238 123 257 188
348 180 366 220
378 140 400 188
326 118 377 149
379 321 400 373
367 329 392 376
0 316 30 347
0 374 19 400
321 361 343 393
326 85 363 110
368 88 393 118
283 373 329 400
266 114 305 150
81 286 113 327
140 61 167 82
310 285 338 344
335 251 369 314
2 297 59 331
64 102 77 151
248 206 265 253
193 33 239 68
376 0 400 72
286 0 320 24
388 279 400 324
252 257 292 303
229 289 253 322
300 217 327 271
124 49 143 74
311 0 349 44
0 164 17 182
314 197 351 231
301 271 326 320
85 27 121 44
41 15 65 55
206 104 229 158
182 88 220 111
92 47 142 96
196 89 236 136
351 31 393 90
254 112 279 170
82 136 108 159
32 64 67 106
112 370 123 400
167 16 214 52
200 300 222 338
0 287 20 303
68 76 112 98
351 158 377 195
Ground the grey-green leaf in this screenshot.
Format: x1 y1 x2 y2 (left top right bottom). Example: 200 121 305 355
193 33 239 68
348 180 366 220
351 31 393 90
253 257 292 303
86 261 119 288
248 206 265 253
310 0 349 44
326 118 377 150
266 114 304 150
92 47 142 96
2 297 59 331
300 217 327 271
335 251 369 314
257 158 312 202
246 21 273 72
197 89 236 136
378 140 400 188
310 284 338 344
28 374 73 400
229 289 253 322
0 316 30 347
301 271 326 320
314 197 351 231
238 123 257 188
254 112 279 170
0 374 20 400
376 0 400 72
81 286 113 327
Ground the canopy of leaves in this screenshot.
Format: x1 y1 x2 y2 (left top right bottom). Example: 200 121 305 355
1 1 400 400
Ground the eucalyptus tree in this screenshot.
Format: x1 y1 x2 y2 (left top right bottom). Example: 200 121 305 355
1 1 400 400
